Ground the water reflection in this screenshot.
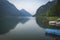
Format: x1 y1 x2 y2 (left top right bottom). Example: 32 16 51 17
45 32 60 40
36 17 47 28
19 17 30 24
0 17 30 34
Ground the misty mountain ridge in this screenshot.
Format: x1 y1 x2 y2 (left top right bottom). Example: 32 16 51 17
19 9 32 17
0 0 32 17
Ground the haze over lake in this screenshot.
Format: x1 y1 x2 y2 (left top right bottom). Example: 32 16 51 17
0 17 59 40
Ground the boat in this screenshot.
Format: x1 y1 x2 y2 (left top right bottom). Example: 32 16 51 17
45 28 60 35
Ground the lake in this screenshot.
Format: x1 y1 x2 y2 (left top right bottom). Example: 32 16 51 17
0 17 60 40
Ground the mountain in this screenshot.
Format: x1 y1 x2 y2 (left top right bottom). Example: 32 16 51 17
0 0 20 17
34 0 56 17
19 9 32 17
47 0 60 17
0 0 32 17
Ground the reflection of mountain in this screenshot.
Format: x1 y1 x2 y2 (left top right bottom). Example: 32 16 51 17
0 17 30 34
0 18 19 34
45 31 60 40
19 17 30 24
36 17 47 28
19 9 32 17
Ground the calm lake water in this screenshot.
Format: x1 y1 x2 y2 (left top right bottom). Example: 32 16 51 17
0 17 60 40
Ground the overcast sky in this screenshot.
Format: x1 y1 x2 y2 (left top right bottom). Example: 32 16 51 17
8 0 53 15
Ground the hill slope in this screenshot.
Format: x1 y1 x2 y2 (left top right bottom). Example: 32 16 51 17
19 9 32 17
34 1 56 17
47 0 60 17
0 0 20 17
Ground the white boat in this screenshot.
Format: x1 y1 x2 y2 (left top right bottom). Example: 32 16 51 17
49 21 57 25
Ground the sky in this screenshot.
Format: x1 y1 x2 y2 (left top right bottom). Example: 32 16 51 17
8 0 53 15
